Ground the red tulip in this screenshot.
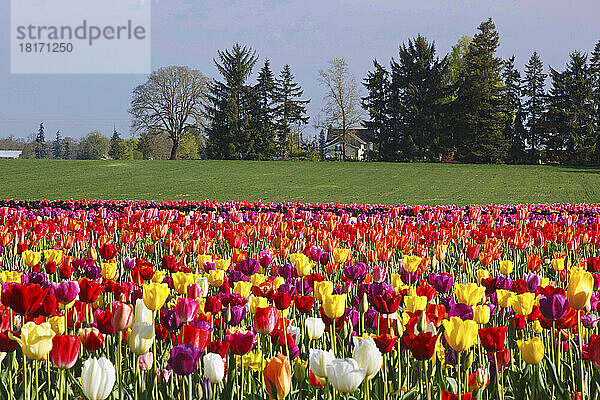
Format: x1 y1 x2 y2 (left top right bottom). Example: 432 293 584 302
587 334 600 368
0 330 19 352
50 335 80 369
372 293 402 315
225 331 255 355
99 243 120 260
273 292 292 310
1 283 48 315
403 332 439 360
466 244 480 260
373 334 398 353
478 326 507 353
294 295 315 314
77 278 105 303
94 308 116 335
207 340 230 358
442 390 473 400
254 306 279 335
80 327 105 352
204 296 222 315
182 325 210 350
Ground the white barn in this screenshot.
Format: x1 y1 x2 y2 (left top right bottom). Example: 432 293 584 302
0 150 23 159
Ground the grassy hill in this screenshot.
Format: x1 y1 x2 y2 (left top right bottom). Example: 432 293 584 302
1 159 599 205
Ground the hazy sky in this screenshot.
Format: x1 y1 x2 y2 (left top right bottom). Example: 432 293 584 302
1 0 599 140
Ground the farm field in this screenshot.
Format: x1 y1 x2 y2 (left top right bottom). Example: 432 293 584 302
1 159 600 205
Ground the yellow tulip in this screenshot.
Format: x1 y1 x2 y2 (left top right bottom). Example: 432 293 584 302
499 260 513 275
314 281 334 303
322 293 346 319
173 272 197 294
404 296 427 313
101 262 117 280
273 276 285 289
241 350 264 372
473 305 491 325
290 253 312 277
476 269 489 285
152 270 167 283
332 248 350 265
234 281 252 298
251 273 266 287
47 315 66 335
517 337 544 364
551 257 565 271
390 274 403 292
442 317 478 352
496 289 516 309
207 270 225 287
44 249 63 264
143 282 169 311
567 269 594 310
197 254 213 267
0 270 22 284
512 293 535 315
214 259 230 271
22 250 42 268
403 255 422 273
11 321 55 360
455 283 485 307
532 320 542 334
249 296 269 314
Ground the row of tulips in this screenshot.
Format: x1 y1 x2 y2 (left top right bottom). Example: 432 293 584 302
2 201 600 399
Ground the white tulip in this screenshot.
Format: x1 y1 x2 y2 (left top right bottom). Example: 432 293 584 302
305 317 326 340
197 277 209 297
134 298 153 324
309 349 334 378
326 358 367 393
352 336 382 379
203 353 225 383
81 357 116 400
127 322 155 355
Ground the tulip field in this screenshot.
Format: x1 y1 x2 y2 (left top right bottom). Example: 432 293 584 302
2 201 600 400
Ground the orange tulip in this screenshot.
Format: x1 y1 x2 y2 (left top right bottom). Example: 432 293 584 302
263 353 292 399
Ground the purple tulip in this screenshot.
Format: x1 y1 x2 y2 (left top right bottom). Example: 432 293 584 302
203 261 216 272
161 309 183 331
582 313 599 329
227 305 247 326
319 253 330 266
449 303 474 320
344 262 367 282
309 246 322 262
539 294 569 321
278 282 297 298
228 270 249 286
53 281 80 304
167 344 202 376
427 273 454 293
400 268 421 285
122 257 136 271
524 273 540 292
495 276 513 291
240 258 259 277
278 264 297 280
364 308 379 330
259 250 274 269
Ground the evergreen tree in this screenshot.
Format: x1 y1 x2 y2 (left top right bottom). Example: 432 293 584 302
362 60 393 160
453 18 507 163
591 40 600 161
109 127 122 159
274 64 310 157
390 35 450 161
52 130 62 159
522 52 547 160
252 59 277 159
319 129 326 160
63 139 71 159
502 57 527 163
35 122 47 159
205 44 258 159
547 51 596 164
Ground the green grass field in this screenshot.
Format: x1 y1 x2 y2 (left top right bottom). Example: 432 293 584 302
1 159 599 205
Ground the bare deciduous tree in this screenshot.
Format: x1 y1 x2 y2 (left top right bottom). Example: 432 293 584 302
129 66 208 160
318 57 363 160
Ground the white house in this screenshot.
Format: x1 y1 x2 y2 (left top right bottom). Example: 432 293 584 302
0 150 22 159
322 127 375 161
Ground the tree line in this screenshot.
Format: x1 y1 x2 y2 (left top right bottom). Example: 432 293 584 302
4 18 600 164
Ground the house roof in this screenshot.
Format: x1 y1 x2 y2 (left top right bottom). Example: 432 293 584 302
326 127 375 144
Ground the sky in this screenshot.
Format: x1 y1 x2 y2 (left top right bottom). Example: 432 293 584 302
0 0 599 140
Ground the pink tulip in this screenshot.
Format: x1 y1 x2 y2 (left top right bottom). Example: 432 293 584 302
174 297 199 323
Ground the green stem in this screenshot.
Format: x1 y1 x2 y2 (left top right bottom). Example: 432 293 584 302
578 313 586 400
457 352 461 398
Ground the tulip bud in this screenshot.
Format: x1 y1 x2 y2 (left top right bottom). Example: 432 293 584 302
293 359 307 382
417 312 427 334
223 305 232 324
359 293 369 313
465 352 474 370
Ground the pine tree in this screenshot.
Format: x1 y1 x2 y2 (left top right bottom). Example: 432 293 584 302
35 122 47 159
253 59 277 159
453 18 507 163
502 57 527 163
390 35 450 161
109 127 122 159
205 44 258 160
63 139 71 159
52 130 62 159
547 51 596 164
274 64 310 157
522 52 547 161
362 60 393 160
